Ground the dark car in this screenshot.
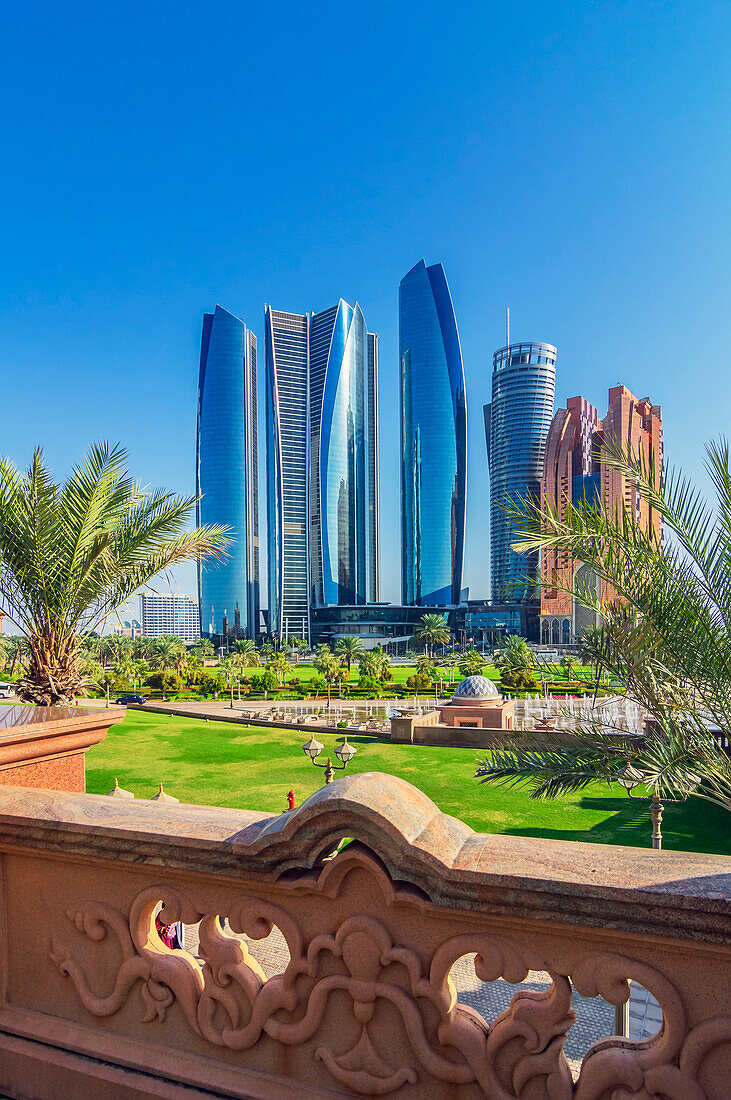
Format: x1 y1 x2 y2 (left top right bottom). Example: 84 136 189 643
113 694 146 705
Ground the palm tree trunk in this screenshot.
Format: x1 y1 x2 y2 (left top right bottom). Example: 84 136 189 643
19 630 81 706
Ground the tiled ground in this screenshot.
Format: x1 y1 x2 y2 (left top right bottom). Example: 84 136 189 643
182 922 661 1078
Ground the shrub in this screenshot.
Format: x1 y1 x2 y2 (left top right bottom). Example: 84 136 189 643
250 670 279 694
146 671 184 693
308 675 325 696
501 669 538 691
196 672 225 697
405 671 432 691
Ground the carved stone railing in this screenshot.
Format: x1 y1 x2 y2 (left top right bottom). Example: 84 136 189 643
0 772 728 1099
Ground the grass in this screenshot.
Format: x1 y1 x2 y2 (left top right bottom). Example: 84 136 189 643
85 710 729 855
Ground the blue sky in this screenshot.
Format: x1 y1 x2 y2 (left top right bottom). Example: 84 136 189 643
2 1 730 613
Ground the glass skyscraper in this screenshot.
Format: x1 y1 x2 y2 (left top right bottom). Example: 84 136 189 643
484 341 556 601
265 301 379 641
196 305 259 637
399 259 466 606
265 308 310 641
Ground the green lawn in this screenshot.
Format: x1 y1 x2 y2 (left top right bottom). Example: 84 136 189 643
85 710 729 855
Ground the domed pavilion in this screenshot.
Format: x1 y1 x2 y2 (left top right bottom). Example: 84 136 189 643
437 675 514 730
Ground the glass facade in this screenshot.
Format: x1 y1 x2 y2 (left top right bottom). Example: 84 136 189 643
264 308 310 641
366 332 379 602
266 301 379 641
399 260 466 606
455 601 540 643
196 305 259 637
311 603 452 645
485 341 556 601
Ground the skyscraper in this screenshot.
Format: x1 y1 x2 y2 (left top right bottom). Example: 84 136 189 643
484 340 556 601
540 386 663 644
196 305 259 638
265 308 310 641
399 260 466 606
265 301 379 641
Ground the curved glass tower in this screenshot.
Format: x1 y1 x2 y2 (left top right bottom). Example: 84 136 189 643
484 341 556 601
310 300 378 606
400 259 466 605
196 305 259 637
266 301 379 641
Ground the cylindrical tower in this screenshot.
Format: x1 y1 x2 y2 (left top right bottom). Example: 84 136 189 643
484 341 556 602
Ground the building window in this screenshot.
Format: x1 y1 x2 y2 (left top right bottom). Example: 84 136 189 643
541 619 550 644
562 618 571 645
551 619 559 645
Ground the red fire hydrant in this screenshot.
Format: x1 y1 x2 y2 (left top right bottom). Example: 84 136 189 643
287 789 295 811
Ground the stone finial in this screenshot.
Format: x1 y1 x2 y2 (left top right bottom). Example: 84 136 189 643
151 782 179 804
107 777 134 799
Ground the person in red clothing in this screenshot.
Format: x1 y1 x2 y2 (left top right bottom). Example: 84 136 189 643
155 906 183 949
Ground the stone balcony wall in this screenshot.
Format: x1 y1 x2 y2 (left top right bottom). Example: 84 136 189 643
0 772 728 1098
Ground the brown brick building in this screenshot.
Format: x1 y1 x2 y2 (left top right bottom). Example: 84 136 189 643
540 385 662 645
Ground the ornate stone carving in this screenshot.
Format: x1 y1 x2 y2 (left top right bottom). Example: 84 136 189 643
52 848 580 1096
47 834 730 1098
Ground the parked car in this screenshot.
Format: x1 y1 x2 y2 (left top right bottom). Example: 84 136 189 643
0 683 15 699
113 694 146 705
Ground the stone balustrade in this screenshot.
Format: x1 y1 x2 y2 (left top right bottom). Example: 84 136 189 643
0 772 728 1098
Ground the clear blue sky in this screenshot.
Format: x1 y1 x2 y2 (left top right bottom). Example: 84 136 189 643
2 1 730 612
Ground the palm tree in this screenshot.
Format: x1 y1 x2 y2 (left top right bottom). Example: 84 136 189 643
6 637 29 678
113 656 133 686
96 670 116 708
232 638 259 667
132 636 155 661
313 645 334 675
475 438 731 815
99 634 131 667
335 635 363 672
458 649 484 677
560 654 578 681
130 658 149 693
0 443 230 704
150 637 185 673
579 625 607 686
415 613 450 658
268 651 289 687
493 634 535 672
321 655 346 704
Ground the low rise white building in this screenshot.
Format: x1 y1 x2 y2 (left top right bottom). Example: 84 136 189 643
139 594 200 642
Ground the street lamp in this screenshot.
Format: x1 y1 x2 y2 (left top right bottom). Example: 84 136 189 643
616 766 666 850
302 735 357 784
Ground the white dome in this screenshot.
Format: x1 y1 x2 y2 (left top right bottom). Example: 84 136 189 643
453 675 499 699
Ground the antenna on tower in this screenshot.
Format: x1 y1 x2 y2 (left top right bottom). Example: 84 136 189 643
506 306 510 348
